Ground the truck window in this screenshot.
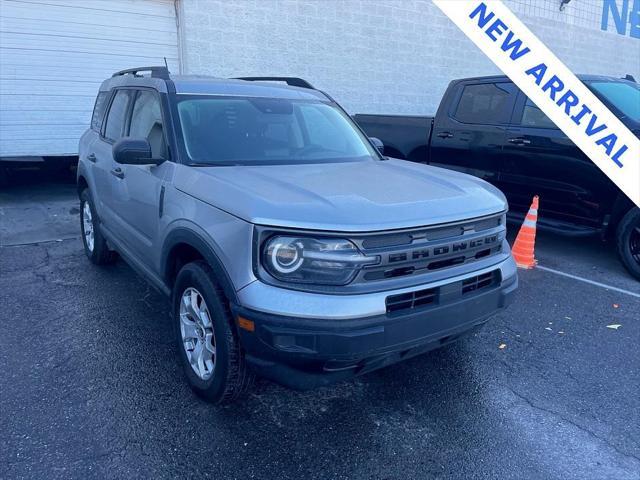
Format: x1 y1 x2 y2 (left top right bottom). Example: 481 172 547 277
91 92 109 132
453 82 515 124
103 90 133 142
588 81 640 122
129 90 166 159
521 98 557 129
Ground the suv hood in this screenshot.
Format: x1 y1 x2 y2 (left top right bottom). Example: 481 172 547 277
174 159 507 232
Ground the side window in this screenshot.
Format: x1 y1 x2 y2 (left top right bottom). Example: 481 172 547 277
129 90 166 158
521 98 557 129
453 82 516 124
91 92 109 132
104 90 133 142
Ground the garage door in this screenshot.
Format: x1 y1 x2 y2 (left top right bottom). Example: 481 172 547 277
0 0 180 158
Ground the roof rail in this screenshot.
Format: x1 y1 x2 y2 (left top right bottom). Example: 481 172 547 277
234 77 315 89
112 66 170 80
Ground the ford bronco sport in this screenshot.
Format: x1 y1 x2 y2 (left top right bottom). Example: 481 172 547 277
77 67 518 404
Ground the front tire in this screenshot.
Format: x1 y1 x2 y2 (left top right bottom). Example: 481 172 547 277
616 207 640 281
80 189 117 265
173 261 254 404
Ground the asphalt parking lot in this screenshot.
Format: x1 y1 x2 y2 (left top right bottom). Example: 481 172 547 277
1 171 639 480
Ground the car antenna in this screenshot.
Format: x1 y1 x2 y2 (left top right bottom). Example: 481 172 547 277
163 56 169 72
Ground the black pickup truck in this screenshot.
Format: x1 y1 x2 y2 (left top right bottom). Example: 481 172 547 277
355 74 640 280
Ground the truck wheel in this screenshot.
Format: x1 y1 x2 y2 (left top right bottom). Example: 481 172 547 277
80 189 117 265
616 207 640 281
173 261 254 404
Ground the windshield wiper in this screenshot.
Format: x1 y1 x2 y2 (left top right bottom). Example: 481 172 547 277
185 162 240 167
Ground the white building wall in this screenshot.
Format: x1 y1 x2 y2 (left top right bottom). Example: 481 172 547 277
179 0 640 115
0 0 180 157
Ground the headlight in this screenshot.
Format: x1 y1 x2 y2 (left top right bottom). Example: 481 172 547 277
262 236 376 285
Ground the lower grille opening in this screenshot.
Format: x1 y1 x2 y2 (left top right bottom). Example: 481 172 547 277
386 287 437 314
427 255 466 270
462 271 497 294
384 266 416 278
474 248 491 259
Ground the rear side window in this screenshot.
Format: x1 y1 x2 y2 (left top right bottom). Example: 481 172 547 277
521 98 556 129
453 82 516 124
104 90 133 142
91 92 109 132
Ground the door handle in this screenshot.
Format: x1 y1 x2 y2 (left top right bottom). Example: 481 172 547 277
87 153 96 163
508 137 531 145
437 131 454 139
110 167 125 179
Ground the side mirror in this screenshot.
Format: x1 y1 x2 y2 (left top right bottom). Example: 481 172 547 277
369 137 384 154
113 137 162 165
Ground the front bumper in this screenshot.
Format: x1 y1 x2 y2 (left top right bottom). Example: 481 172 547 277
232 255 518 389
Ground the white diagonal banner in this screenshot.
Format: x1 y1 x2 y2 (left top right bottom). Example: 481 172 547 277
433 0 640 207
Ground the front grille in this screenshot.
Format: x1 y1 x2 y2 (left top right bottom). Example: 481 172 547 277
386 287 437 313
354 213 506 284
385 269 500 315
462 271 498 294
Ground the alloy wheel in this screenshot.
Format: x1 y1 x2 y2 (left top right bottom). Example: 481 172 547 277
630 224 640 265
82 201 94 252
179 287 216 381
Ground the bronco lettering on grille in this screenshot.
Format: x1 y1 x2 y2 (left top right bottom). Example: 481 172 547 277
385 234 499 264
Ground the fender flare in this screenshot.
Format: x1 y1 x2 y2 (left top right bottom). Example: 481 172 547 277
161 227 238 304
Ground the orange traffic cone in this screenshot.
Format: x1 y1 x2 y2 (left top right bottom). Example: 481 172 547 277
512 196 539 269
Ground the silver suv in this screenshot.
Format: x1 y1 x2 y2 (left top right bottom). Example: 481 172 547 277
78 67 518 403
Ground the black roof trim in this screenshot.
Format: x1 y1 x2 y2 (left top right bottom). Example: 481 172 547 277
112 66 170 80
234 77 315 89
453 73 632 84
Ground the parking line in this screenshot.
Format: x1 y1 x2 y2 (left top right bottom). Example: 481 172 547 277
537 265 640 299
0 236 80 248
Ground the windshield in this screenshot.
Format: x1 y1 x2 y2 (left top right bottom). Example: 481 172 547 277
176 96 378 165
588 81 640 123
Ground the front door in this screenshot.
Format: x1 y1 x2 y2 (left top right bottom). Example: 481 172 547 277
93 89 135 229
109 89 172 264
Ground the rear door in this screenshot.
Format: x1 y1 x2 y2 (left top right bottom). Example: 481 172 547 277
430 80 517 192
502 92 617 230
109 88 173 264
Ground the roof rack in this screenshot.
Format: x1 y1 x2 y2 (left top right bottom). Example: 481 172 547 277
112 66 170 80
234 77 315 89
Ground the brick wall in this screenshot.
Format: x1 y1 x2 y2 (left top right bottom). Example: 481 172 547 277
178 0 640 115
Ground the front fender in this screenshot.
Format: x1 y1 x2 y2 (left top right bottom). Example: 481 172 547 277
161 225 240 304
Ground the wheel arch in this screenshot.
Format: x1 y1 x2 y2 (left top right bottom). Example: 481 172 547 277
161 228 239 304
77 175 89 196
382 144 405 160
607 194 637 237
407 144 428 163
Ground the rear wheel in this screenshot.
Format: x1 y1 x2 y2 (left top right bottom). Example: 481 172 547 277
80 189 117 265
616 207 640 281
173 261 254 404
